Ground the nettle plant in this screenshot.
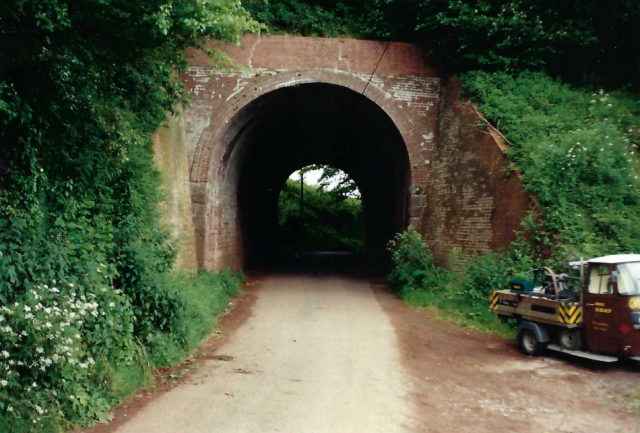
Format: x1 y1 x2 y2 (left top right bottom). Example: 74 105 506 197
0 264 135 429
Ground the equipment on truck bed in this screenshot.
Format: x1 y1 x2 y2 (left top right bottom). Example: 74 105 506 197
489 255 640 362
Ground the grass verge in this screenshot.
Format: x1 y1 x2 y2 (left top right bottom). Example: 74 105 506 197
399 288 516 339
85 270 244 432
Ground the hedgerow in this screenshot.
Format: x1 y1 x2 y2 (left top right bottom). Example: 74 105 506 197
0 1 256 431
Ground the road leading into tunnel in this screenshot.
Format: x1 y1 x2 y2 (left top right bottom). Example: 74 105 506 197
91 273 638 433
107 275 417 433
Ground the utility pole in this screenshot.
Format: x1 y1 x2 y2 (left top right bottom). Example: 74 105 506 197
299 170 304 221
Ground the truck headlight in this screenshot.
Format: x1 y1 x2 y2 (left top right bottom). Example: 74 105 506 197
629 297 640 311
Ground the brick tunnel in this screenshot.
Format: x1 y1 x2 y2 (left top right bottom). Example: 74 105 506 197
231 83 410 267
153 35 534 272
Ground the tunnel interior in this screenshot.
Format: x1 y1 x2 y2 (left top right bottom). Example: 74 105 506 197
222 83 411 268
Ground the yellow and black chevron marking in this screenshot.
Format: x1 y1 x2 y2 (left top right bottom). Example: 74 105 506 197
558 303 582 324
489 292 499 310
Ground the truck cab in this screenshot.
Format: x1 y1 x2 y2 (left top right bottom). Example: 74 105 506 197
583 255 640 357
490 254 640 362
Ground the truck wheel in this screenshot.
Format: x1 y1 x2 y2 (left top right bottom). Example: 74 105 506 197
559 328 583 351
519 329 546 356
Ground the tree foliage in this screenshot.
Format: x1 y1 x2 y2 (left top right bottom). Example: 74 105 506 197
244 0 640 86
303 164 360 199
408 0 639 85
0 1 256 430
278 179 363 252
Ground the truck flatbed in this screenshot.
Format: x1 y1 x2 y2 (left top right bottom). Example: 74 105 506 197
490 289 582 328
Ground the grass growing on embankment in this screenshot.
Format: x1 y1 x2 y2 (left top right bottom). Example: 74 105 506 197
147 270 244 367
108 270 245 405
401 291 516 339
387 228 519 339
462 71 640 261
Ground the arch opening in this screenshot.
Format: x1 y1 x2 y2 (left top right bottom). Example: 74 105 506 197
209 83 411 270
276 165 364 259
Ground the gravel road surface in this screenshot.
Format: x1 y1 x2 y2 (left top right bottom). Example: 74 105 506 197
86 273 639 433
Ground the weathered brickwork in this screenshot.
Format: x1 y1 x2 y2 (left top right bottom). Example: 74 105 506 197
152 108 198 272
422 80 532 263
153 35 532 271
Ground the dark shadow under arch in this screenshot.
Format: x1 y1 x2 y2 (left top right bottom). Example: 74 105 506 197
219 83 411 269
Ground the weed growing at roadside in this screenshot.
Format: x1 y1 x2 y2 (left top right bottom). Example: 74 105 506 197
387 227 522 337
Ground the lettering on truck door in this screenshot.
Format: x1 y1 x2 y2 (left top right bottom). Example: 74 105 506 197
583 264 620 355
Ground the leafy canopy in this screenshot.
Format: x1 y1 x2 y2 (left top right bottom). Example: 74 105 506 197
243 0 639 86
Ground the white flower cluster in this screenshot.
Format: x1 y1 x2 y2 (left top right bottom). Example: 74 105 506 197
0 268 129 426
559 125 639 179
0 282 106 400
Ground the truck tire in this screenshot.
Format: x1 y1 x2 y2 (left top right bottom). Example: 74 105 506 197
559 328 583 351
519 329 546 356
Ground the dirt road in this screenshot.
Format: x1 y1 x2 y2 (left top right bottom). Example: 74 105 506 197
88 274 639 433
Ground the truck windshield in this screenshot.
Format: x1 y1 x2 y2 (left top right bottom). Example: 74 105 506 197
616 263 640 296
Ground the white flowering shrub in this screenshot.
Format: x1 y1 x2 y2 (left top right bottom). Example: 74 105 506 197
463 71 640 260
0 275 135 431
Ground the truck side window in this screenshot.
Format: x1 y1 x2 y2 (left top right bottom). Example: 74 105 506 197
616 263 640 296
588 265 612 294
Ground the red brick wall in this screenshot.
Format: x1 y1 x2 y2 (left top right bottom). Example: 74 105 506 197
173 35 531 270
422 79 533 263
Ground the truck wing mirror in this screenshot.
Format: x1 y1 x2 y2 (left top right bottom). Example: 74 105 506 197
611 270 618 283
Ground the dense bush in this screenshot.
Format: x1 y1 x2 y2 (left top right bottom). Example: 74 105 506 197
462 72 640 262
387 227 524 335
387 227 442 293
0 0 256 430
243 0 355 37
408 0 639 84
278 179 363 252
0 265 244 432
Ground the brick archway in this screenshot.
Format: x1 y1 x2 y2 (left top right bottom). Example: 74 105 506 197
190 69 427 185
169 36 532 271
190 75 416 270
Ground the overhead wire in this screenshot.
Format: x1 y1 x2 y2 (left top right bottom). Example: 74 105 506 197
362 41 391 96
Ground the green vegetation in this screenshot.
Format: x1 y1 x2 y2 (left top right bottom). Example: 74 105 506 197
243 0 639 87
387 228 521 337
463 72 640 262
278 178 363 252
243 0 361 37
1 0 639 428
0 0 255 431
146 271 245 367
